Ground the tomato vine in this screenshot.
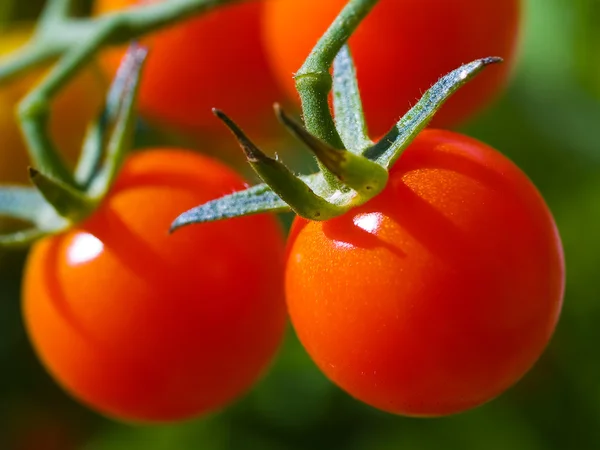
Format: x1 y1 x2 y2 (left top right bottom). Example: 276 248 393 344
0 0 502 247
0 0 244 247
170 0 501 230
7 0 242 182
0 0 566 423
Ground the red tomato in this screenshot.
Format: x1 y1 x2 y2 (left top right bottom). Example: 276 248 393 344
23 149 286 423
262 0 521 137
285 129 564 416
94 0 282 140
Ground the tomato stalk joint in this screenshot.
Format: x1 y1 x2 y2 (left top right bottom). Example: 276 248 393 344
171 50 502 231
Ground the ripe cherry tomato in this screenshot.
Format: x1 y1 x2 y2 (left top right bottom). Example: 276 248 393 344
0 26 105 184
285 129 564 416
23 149 286 423
94 0 282 141
262 0 521 137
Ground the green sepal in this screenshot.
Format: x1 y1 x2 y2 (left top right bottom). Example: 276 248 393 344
332 45 373 153
29 167 96 222
173 56 502 228
0 227 64 249
275 104 388 197
75 111 109 189
364 57 502 168
0 186 69 249
74 48 135 188
213 109 345 221
0 187 50 224
88 45 148 198
171 183 290 232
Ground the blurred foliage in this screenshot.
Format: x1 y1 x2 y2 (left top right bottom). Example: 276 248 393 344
1 0 599 449
575 0 600 100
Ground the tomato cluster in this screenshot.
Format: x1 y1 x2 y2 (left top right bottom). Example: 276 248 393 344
1 0 565 425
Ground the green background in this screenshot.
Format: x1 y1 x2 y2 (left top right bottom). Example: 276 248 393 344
1 0 600 448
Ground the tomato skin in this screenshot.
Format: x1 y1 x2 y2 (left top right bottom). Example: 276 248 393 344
23 149 286 423
0 26 105 184
263 0 521 137
94 0 281 140
285 129 564 416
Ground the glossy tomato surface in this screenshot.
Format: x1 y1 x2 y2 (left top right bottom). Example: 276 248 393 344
263 0 521 137
23 149 286 423
94 0 281 140
285 129 564 416
0 25 104 184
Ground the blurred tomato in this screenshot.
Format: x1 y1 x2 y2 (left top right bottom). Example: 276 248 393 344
94 0 282 142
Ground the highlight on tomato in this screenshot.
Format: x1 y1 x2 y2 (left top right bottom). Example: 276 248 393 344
0 25 105 184
94 0 282 141
285 129 564 417
262 0 522 137
23 149 287 423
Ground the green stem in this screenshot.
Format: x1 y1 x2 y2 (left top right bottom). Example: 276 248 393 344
18 109 75 186
39 0 74 26
16 23 116 187
169 2 499 229
0 0 270 247
99 0 243 42
295 0 378 148
0 0 247 186
0 43 61 84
